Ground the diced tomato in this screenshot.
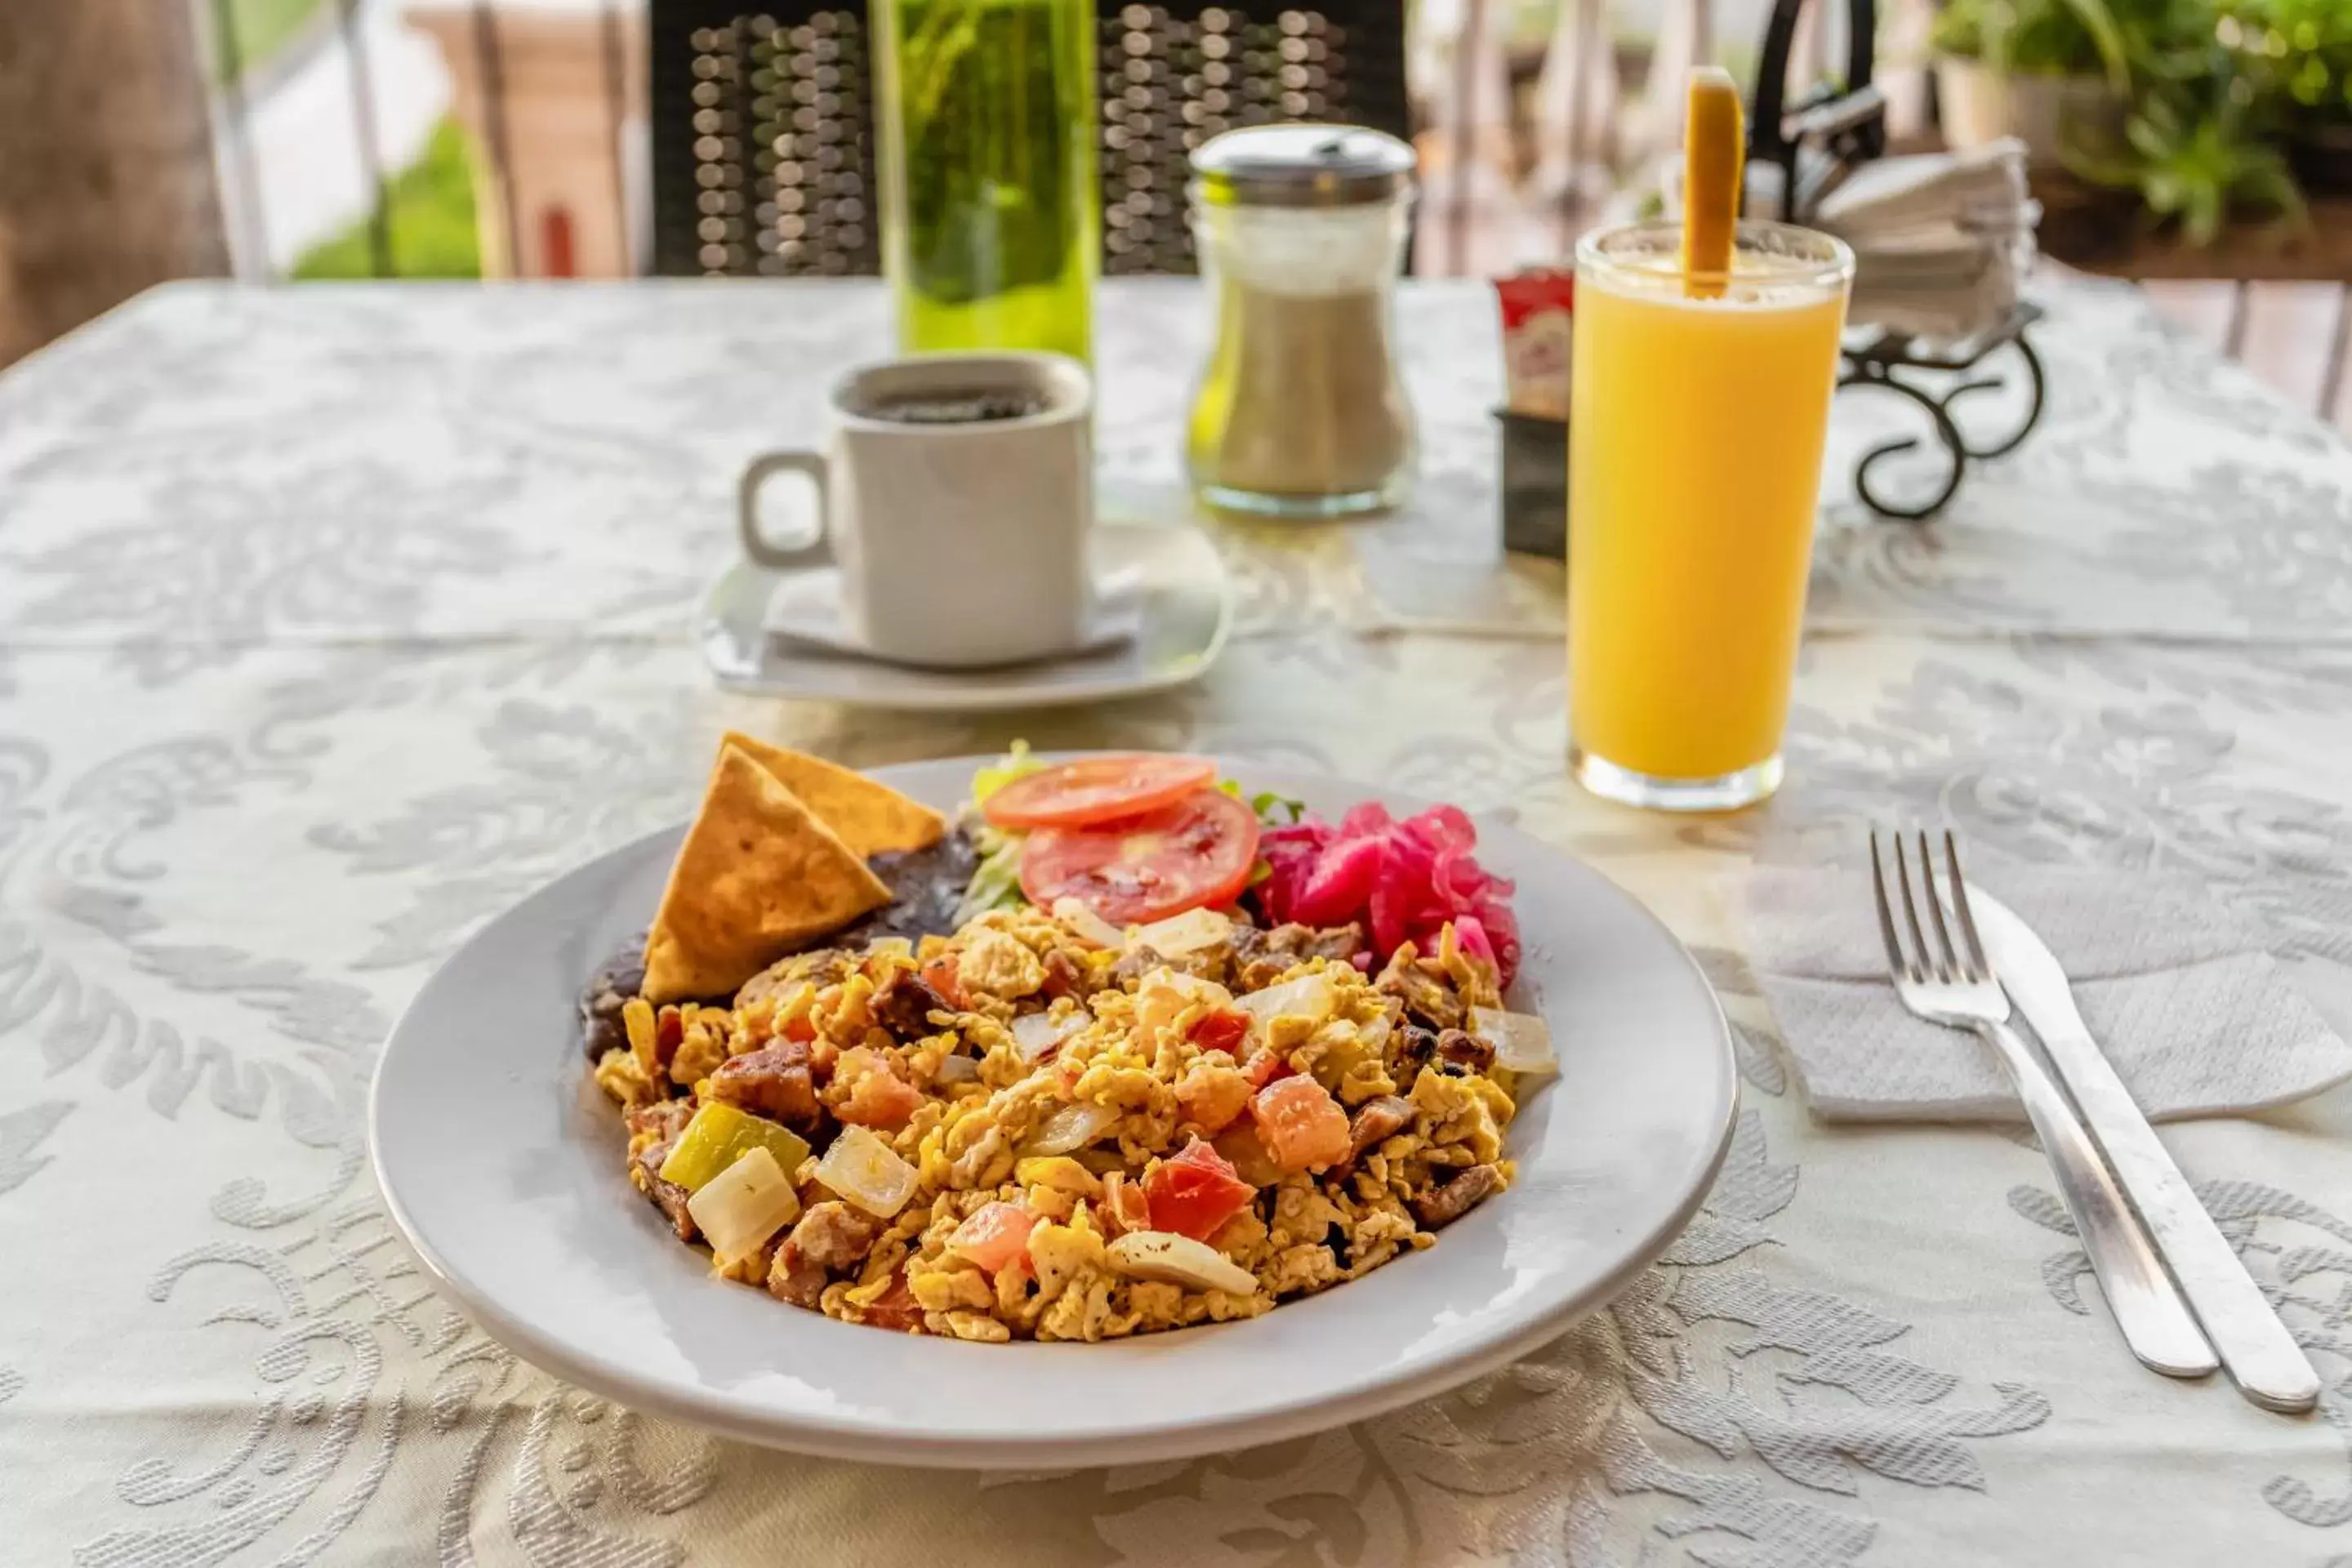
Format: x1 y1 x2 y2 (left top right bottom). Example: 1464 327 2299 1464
921 956 968 1011
1241 1049 1290 1089
860 1272 924 1332
834 1046 923 1129
983 754 1218 829
948 1202 1041 1275
653 1006 684 1069
1188 1009 1250 1055
781 1011 817 1045
1250 1075 1352 1172
1143 1138 1258 1241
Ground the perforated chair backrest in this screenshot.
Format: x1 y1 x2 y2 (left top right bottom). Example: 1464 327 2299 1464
649 0 1410 277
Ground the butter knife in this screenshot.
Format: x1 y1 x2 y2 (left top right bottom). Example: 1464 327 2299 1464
1963 887 2322 1414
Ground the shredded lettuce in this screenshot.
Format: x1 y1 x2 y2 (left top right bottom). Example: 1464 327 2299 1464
1217 778 1305 826
971 742 1043 807
958 827 1027 922
959 744 1044 921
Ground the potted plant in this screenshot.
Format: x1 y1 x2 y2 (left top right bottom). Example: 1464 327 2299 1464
2065 0 2314 244
2216 0 2352 194
1933 0 2130 165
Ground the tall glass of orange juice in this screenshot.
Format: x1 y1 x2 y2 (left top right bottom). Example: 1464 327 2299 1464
1567 220 1853 811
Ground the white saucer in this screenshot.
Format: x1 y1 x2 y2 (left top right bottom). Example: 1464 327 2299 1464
701 520 1232 711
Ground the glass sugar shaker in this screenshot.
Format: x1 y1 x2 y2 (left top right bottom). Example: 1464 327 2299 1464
1185 125 1419 519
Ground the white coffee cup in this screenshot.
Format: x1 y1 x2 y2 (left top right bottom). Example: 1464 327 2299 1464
738 352 1094 669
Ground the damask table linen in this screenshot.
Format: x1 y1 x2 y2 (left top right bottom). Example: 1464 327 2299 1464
5 278 2352 1567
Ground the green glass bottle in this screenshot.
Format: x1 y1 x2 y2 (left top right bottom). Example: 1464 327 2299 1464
872 0 1100 363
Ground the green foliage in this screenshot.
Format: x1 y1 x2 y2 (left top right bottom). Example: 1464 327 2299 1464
1932 0 2130 83
292 119 483 280
2074 89 2308 244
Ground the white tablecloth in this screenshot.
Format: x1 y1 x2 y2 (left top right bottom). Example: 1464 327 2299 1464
6 277 2352 1566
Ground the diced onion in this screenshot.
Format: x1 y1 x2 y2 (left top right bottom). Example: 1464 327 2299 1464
1107 1231 1260 1297
1051 898 1125 951
684 1146 800 1263
1472 1006 1557 1074
813 1125 920 1218
934 1054 982 1085
1356 1013 1393 1054
1010 1007 1092 1063
1020 1101 1119 1157
1130 906 1234 958
1235 972 1339 1027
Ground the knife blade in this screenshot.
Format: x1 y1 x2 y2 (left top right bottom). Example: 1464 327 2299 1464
1963 886 2321 1414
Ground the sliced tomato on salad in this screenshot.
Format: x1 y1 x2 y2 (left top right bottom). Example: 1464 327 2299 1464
982 754 1218 829
1018 789 1260 925
1143 1138 1258 1241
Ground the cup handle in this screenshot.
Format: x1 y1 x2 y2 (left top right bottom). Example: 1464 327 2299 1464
738 450 834 570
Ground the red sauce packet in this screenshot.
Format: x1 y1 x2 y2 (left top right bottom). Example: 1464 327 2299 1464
1493 269 1575 421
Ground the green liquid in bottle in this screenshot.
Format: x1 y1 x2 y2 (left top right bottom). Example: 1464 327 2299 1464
873 0 1100 363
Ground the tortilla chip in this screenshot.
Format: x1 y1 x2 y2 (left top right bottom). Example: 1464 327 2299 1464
641 745 892 1003
719 731 945 858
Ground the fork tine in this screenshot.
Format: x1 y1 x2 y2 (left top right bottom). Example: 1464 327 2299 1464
1868 831 1911 982
1916 828 1966 981
1942 831 1993 977
1891 833 1944 984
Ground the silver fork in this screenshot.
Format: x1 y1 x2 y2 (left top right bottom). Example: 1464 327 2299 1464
1870 829 2218 1379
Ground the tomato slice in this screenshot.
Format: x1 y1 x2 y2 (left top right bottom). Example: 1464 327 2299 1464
1018 790 1261 925
1143 1138 1258 1241
983 755 1218 829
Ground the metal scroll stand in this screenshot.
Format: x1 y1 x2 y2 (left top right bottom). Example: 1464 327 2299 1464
1749 0 2049 519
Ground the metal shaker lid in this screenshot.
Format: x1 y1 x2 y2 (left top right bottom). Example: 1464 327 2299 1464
1189 124 1417 207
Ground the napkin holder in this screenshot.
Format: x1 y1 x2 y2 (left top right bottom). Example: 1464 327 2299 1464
1748 0 2051 520
1495 408 1569 559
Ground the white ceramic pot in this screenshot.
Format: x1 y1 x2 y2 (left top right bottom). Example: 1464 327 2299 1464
1935 56 2121 167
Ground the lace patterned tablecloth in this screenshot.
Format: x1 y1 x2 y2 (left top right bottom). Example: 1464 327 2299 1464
7 278 2352 1567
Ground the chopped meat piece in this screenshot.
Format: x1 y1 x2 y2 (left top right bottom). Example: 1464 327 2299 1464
857 1273 925 1332
1108 945 1166 990
1109 943 1223 990
873 969 956 1038
737 947 853 1011
1232 922 1366 991
1436 1028 1494 1074
788 1200 881 1270
1412 1164 1504 1228
767 1248 828 1307
1343 1095 1414 1161
626 1100 697 1241
1376 947 1468 1032
706 1041 822 1129
768 1200 882 1306
1387 1023 1438 1081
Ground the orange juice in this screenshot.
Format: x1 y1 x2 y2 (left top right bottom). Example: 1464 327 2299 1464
1567 221 1851 811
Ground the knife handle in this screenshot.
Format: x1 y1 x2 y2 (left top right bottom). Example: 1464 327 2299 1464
1974 1019 2220 1379
2036 1025 2322 1413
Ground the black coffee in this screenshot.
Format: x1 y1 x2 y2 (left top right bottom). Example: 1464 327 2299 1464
861 388 1048 425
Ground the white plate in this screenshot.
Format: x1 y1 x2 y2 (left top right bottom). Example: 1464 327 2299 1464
700 521 1232 711
370 758 1736 1468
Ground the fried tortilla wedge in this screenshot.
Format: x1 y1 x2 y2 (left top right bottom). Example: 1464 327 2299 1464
719 731 945 858
641 744 892 1003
